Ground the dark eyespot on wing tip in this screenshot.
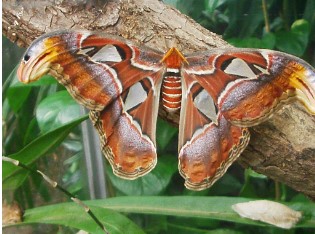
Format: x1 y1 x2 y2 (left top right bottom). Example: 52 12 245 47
23 54 30 62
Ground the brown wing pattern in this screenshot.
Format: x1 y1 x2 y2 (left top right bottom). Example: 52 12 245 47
18 30 165 179
90 72 163 178
178 70 250 190
185 49 315 127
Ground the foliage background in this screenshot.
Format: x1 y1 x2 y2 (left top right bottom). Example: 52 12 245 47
2 0 315 233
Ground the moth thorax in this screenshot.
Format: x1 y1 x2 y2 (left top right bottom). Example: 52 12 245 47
162 70 182 112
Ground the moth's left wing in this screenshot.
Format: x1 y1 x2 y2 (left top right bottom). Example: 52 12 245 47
90 72 164 178
17 30 165 179
178 70 250 190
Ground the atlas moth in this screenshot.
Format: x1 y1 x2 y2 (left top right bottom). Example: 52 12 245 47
17 30 315 191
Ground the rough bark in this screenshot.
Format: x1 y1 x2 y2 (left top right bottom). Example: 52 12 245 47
3 0 315 198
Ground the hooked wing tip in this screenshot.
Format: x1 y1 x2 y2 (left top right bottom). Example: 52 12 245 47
288 61 315 114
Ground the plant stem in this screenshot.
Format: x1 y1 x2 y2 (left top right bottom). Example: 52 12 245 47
262 0 270 33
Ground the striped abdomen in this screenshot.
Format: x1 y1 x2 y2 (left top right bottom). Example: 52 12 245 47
161 71 182 112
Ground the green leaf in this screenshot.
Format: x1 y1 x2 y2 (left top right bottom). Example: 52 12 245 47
4 67 32 113
1 170 31 190
227 37 261 48
236 2 265 38
176 0 206 20
205 0 223 16
156 118 178 150
168 223 243 234
7 85 32 113
223 0 265 38
303 0 315 41
7 196 314 232
275 19 310 56
261 32 276 49
11 204 144 234
4 69 56 114
239 168 265 198
91 196 315 228
23 118 40 145
208 172 243 195
13 75 57 87
2 115 88 188
2 37 25 81
227 33 276 49
36 90 82 133
246 168 267 179
107 155 177 195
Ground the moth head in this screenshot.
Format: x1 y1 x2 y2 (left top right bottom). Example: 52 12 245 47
17 31 65 84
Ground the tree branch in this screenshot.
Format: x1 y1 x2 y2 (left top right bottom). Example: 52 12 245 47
3 0 315 198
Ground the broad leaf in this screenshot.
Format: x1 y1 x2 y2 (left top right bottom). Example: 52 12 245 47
275 19 310 56
107 155 178 195
156 118 178 150
2 115 88 188
6 196 315 232
91 196 315 228
36 90 82 133
8 204 144 234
